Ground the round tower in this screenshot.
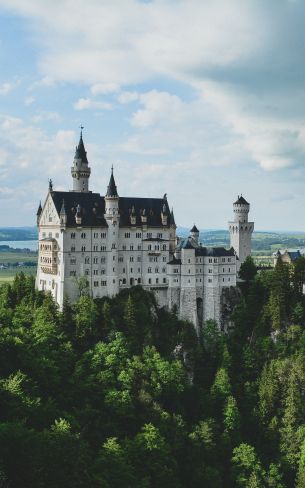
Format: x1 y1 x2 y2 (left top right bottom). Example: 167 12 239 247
228 195 254 271
104 167 120 296
71 129 91 192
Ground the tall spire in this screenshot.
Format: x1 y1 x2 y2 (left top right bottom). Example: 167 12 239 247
106 166 119 198
71 128 91 192
169 207 176 227
74 128 88 164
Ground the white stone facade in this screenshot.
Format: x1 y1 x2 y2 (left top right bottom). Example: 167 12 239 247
36 134 253 331
228 196 254 271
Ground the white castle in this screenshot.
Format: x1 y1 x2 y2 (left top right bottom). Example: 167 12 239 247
36 132 254 331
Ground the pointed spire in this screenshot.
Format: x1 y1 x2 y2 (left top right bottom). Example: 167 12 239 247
74 128 88 164
60 199 66 215
169 208 176 227
37 201 42 216
106 166 119 198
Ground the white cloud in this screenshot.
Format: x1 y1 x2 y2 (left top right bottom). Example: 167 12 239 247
31 111 60 122
73 97 112 110
24 96 35 106
0 83 13 95
117 91 139 104
90 82 119 95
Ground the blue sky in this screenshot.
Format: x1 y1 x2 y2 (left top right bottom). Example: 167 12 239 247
0 0 304 230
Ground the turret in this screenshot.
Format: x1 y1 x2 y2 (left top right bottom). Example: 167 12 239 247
169 208 176 229
71 129 91 192
190 224 199 244
161 203 168 226
228 195 254 271
104 166 119 221
60 200 67 228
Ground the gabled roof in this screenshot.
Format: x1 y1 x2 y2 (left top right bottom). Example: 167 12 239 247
49 191 171 228
195 246 236 257
234 195 249 205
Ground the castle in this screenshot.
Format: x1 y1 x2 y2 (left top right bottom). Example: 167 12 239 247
36 132 254 331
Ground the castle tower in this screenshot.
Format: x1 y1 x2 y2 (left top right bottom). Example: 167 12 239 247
104 167 120 296
71 130 91 192
228 195 254 271
190 224 199 244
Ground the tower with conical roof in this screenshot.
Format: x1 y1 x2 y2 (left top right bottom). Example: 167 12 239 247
228 195 254 271
104 167 120 296
71 129 91 192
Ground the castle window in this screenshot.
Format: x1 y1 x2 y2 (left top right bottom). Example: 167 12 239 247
93 257 98 264
162 267 166 273
137 256 141 262
81 246 86 252
229 268 231 272
113 279 115 284
209 258 212 263
228 277 231 282
156 278 159 284
138 278 141 284
223 268 225 272
214 258 217 263
130 257 134 262
163 257 167 262
101 281 107 286
119 256 123 262
162 245 166 250
228 258 231 263
101 232 106 238
101 269 105 274
122 245 126 251
148 278 151 284
130 245 134 250
85 269 89 275
147 232 152 238
163 278 166 283
70 258 76 265
112 243 116 249
94 232 98 238
93 270 98 275
188 259 190 263
125 232 130 238
222 258 225 262
122 278 126 284
188 269 190 274
148 245 152 251
208 269 212 274
208 278 212 283
148 267 152 273
223 278 225 282
101 257 106 263
101 245 106 251
123 267 126 273
138 267 140 273
137 245 141 250
81 233 86 239
113 256 115 261
93 245 98 251
157 233 163 238
71 233 75 239
94 281 98 287
71 246 75 252
113 267 115 272
155 268 159 273
130 268 133 273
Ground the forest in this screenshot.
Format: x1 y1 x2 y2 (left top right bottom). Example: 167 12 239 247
0 257 305 487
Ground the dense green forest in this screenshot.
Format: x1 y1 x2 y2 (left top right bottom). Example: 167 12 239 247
1 258 305 487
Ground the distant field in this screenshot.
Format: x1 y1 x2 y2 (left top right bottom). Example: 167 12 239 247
0 251 37 264
0 266 37 285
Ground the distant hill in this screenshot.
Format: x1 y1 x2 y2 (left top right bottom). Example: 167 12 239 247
0 227 38 241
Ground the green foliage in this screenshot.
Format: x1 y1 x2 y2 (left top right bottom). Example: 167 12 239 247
0 267 305 486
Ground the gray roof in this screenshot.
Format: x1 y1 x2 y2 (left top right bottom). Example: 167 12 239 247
50 191 171 228
74 132 88 164
190 224 199 233
106 168 118 197
234 195 249 205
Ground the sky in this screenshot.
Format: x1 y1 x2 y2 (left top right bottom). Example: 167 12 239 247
0 0 304 231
